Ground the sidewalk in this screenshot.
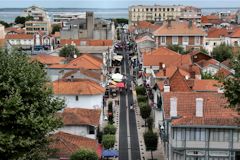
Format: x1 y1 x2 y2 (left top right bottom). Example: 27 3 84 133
132 88 165 160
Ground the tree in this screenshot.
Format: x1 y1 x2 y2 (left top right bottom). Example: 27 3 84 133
139 102 151 125
0 49 65 159
223 54 240 112
212 43 233 62
201 71 214 79
113 18 128 25
15 16 33 25
70 149 98 160
167 44 185 54
135 86 146 95
102 134 115 149
0 20 10 28
103 124 116 135
59 45 80 58
146 117 153 131
144 131 158 160
52 24 61 34
137 95 148 102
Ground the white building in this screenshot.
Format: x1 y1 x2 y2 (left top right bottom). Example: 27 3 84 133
52 79 105 109
5 34 34 50
128 5 183 25
52 12 86 25
22 5 49 21
0 24 5 39
58 108 102 139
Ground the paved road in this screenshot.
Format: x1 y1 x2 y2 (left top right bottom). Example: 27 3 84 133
118 31 141 160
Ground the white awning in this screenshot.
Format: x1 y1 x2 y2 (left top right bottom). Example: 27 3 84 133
113 55 123 62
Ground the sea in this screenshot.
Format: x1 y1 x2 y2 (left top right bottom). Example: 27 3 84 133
0 7 239 23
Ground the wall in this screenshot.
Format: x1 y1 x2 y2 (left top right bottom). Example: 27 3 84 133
58 125 97 139
0 25 5 39
204 37 223 53
55 94 103 109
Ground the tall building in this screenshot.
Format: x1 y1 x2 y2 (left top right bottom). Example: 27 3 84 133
128 5 183 25
22 5 49 21
52 12 86 25
179 6 202 23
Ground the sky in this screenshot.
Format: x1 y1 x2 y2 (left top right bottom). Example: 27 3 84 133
0 0 240 8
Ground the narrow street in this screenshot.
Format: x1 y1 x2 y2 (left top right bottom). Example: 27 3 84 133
118 31 141 160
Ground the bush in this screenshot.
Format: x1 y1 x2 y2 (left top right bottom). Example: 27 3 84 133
136 86 146 95
137 95 148 103
147 117 154 131
139 102 151 121
212 43 233 62
102 134 115 149
104 124 116 135
70 149 98 160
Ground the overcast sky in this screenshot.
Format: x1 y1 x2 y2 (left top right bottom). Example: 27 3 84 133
0 0 240 8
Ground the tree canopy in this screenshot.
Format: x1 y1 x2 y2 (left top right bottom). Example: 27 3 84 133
0 20 10 28
167 44 185 54
212 43 233 62
0 49 64 159
223 54 240 112
51 24 61 34
15 16 34 25
102 134 115 149
70 149 98 160
59 44 80 58
144 130 158 160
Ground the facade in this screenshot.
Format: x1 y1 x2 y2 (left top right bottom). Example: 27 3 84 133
60 12 114 40
237 10 240 24
5 34 34 50
22 5 49 21
179 6 202 23
204 28 229 53
0 24 5 39
160 92 240 160
25 20 51 35
225 28 240 46
153 21 206 51
128 5 183 25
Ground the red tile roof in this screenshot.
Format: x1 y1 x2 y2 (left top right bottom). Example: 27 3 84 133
207 28 229 38
60 108 101 126
143 47 192 67
163 92 239 126
5 27 25 34
31 54 66 65
135 35 155 43
169 69 191 92
230 28 240 38
201 15 222 24
136 21 160 31
155 66 190 78
49 131 98 158
192 79 220 92
62 68 102 81
52 79 105 95
214 67 232 78
49 54 103 70
5 34 33 39
153 21 206 36
196 58 219 68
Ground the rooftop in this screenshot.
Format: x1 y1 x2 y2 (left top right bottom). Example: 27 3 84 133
31 54 65 65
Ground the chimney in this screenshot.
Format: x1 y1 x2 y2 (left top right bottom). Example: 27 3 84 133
163 67 166 76
196 98 203 117
188 20 193 28
170 97 177 117
164 85 170 92
159 62 163 70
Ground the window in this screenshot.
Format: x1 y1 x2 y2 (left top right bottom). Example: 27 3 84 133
205 42 209 45
195 36 200 45
213 42 216 46
210 129 230 142
161 36 166 45
172 36 178 45
75 95 79 101
183 36 189 45
89 126 95 134
186 128 205 141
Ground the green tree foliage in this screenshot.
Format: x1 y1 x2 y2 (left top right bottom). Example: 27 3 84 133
144 131 158 160
139 102 151 123
70 149 98 160
15 16 34 24
113 18 128 25
167 44 185 54
212 43 233 62
137 95 148 103
59 45 80 58
103 124 116 135
147 117 153 131
201 71 215 80
102 134 115 149
135 86 146 95
0 20 10 28
0 49 65 159
51 24 61 34
223 54 240 112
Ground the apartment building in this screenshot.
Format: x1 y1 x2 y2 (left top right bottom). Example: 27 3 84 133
160 92 240 160
52 12 86 25
22 5 49 21
129 5 201 25
25 20 51 35
153 20 206 51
